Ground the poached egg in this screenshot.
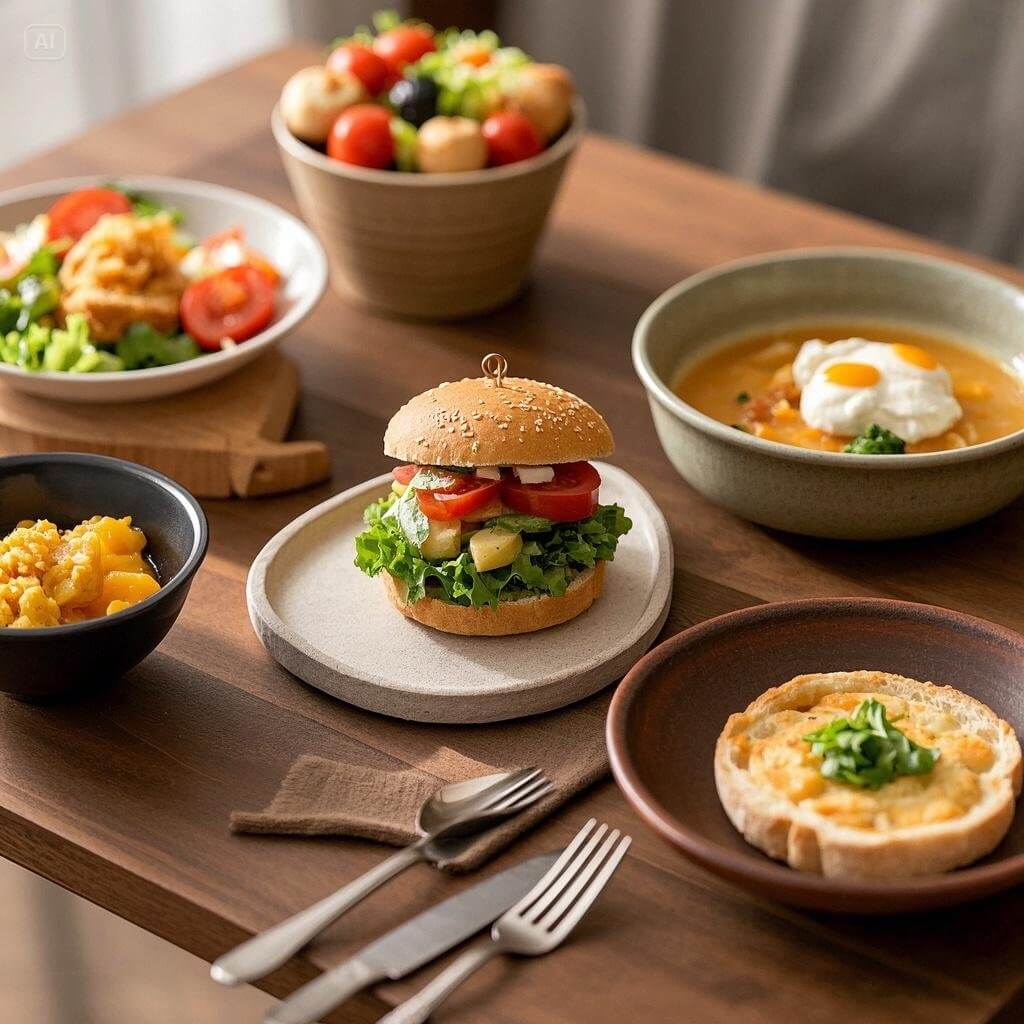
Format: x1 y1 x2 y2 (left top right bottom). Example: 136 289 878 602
793 338 962 443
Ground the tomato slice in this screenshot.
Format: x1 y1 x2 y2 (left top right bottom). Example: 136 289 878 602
416 478 500 521
46 188 132 243
500 462 601 522
179 265 275 350
391 464 418 486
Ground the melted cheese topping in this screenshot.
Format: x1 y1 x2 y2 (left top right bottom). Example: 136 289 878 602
735 691 996 830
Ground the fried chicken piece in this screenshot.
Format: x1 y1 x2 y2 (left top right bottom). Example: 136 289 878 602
58 212 186 341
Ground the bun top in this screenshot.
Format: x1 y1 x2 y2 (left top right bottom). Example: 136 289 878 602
384 375 614 467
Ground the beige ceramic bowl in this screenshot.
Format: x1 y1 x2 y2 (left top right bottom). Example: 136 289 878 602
272 99 584 320
633 248 1024 540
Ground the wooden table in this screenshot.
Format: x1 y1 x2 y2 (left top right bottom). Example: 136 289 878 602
3 46 1024 1024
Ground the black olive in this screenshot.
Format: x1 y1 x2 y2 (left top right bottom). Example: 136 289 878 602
389 77 439 128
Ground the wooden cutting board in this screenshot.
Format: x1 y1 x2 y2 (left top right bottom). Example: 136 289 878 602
0 351 330 497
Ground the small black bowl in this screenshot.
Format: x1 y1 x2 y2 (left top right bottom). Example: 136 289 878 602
0 453 208 700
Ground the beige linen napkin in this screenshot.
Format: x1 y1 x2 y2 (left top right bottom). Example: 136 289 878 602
231 694 610 872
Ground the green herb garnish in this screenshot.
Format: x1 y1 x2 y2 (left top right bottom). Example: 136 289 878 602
736 391 750 404
844 424 906 455
803 698 938 789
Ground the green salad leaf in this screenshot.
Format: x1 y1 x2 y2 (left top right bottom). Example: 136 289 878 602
115 323 200 369
0 316 202 374
383 485 431 547
414 36 531 120
391 118 418 172
487 514 554 533
803 698 938 789
0 245 60 334
355 496 631 608
1 314 121 373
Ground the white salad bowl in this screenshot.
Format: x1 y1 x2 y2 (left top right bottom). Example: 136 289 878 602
0 176 327 403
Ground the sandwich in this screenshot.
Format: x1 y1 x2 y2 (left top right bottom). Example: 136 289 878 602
354 355 632 636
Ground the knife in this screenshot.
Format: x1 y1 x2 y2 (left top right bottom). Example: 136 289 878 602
264 852 558 1024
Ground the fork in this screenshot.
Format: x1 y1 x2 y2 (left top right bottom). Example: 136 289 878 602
211 767 553 987
378 818 631 1024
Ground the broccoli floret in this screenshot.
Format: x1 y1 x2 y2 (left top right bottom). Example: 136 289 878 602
843 424 906 455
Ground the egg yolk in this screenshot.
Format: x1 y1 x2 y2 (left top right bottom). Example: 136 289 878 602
893 343 939 370
824 362 881 388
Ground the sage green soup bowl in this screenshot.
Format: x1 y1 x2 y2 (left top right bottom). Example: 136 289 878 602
633 248 1024 540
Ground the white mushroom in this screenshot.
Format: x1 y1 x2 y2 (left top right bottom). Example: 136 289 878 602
504 64 574 139
280 66 366 144
416 116 488 173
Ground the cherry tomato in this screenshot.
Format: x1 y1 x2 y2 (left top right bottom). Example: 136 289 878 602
327 44 390 95
180 266 275 350
391 464 419 485
327 104 394 169
373 26 436 77
500 462 601 521
46 187 132 243
482 111 543 166
416 478 500 521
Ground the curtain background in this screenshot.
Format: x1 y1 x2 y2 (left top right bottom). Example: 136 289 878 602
2 0 1022 264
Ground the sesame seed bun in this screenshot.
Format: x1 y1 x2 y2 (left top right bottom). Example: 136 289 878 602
383 376 614 467
382 562 605 636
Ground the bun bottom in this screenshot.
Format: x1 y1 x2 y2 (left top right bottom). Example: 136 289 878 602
383 561 606 636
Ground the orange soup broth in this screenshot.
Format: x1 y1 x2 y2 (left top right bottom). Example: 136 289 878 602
674 323 1024 453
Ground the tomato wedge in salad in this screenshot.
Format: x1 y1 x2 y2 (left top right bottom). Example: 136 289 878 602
500 461 601 522
46 187 132 243
180 265 275 350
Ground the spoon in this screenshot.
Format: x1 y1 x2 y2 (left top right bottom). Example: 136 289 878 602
210 767 553 986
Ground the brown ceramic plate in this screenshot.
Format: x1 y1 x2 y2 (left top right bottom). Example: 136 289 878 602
607 598 1024 913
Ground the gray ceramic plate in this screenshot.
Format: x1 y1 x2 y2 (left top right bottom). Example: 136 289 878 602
246 463 672 723
633 248 1024 539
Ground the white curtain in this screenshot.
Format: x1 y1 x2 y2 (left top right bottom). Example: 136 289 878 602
498 0 1024 265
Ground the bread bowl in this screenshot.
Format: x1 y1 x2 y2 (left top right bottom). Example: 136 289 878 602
715 670 1022 879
